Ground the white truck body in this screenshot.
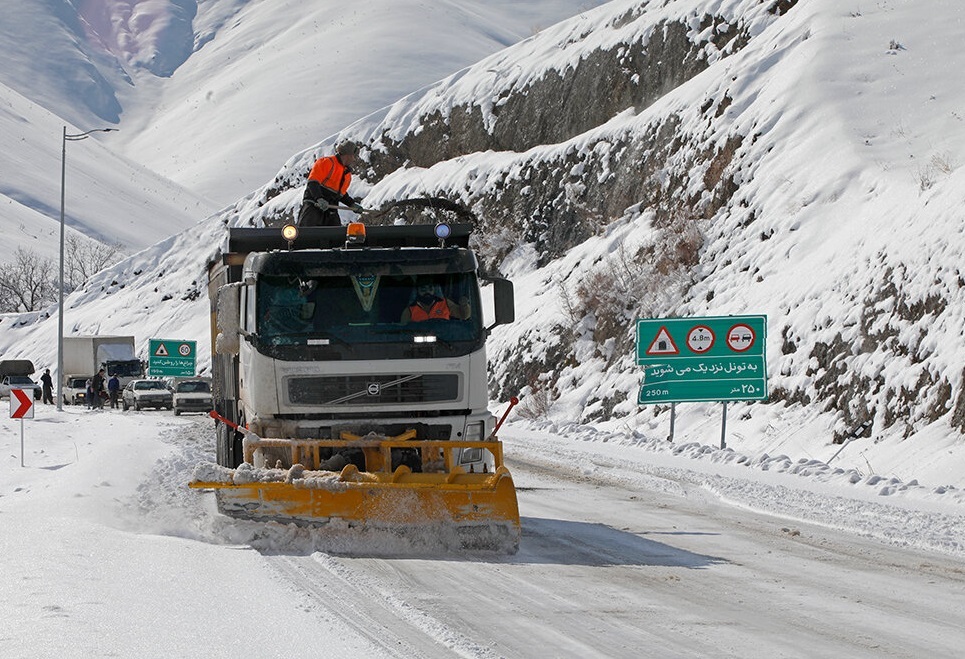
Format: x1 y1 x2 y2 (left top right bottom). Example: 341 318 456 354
62 336 144 388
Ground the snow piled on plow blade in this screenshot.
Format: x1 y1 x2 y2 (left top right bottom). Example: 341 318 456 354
190 462 521 554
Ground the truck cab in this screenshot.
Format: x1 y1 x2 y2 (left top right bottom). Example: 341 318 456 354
209 223 514 470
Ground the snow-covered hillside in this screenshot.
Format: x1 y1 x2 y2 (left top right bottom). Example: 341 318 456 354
0 80 216 262
1 0 963 493
317 0 965 447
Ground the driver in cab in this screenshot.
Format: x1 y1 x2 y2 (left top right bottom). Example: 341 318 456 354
401 276 471 323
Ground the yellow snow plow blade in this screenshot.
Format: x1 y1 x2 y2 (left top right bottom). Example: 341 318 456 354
190 433 520 552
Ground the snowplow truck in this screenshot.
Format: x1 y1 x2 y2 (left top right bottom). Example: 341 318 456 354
190 222 520 551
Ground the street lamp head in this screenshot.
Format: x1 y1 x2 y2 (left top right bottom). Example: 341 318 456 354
64 127 118 141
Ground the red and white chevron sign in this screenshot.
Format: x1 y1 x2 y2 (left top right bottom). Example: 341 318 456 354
10 389 34 419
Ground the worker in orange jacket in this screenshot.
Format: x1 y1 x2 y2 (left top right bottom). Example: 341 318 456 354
400 276 471 324
297 141 365 226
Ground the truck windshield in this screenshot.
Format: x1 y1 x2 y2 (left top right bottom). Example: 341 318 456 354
177 381 210 393
135 381 167 390
257 272 483 355
107 361 142 377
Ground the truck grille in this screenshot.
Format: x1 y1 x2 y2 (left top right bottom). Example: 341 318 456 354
289 374 459 405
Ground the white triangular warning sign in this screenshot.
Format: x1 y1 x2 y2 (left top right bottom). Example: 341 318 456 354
154 343 169 357
646 327 679 355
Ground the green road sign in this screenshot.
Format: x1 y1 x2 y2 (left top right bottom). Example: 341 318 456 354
148 339 197 377
636 316 767 404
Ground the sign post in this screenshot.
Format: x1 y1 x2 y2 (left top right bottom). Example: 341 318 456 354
636 315 767 446
10 388 34 467
148 339 197 377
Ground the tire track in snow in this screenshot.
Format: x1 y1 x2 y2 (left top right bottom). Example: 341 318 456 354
264 553 503 659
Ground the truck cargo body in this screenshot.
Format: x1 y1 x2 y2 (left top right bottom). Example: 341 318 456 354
62 336 144 388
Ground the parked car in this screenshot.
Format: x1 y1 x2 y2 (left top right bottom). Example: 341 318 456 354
64 376 90 406
0 375 42 400
172 379 212 416
122 379 173 411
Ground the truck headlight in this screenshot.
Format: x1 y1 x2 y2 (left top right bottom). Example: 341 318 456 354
460 447 484 464
464 421 485 441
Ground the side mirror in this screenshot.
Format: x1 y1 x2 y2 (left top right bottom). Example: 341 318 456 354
489 277 515 329
215 283 244 355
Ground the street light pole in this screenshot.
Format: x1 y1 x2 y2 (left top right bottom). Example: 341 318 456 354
57 126 116 411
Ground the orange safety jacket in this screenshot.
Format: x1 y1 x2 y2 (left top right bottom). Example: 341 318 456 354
308 155 351 196
409 299 450 321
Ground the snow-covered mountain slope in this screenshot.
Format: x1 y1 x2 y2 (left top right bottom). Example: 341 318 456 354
0 0 608 206
0 80 217 262
321 0 965 443
227 0 965 444
1 0 963 489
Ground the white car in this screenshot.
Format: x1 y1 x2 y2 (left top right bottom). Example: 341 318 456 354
0 375 42 400
172 379 213 415
63 376 90 406
122 379 173 411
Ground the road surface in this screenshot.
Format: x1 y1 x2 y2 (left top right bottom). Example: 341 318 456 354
209 426 965 658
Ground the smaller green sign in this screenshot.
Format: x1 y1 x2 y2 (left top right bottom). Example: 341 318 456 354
148 339 197 377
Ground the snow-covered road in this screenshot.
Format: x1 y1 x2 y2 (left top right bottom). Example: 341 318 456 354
3 410 964 658
246 442 965 658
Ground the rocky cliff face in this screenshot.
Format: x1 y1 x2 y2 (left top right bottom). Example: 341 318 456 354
366 16 745 174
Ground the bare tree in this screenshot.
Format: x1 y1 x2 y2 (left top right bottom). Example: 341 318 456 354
0 248 57 312
65 234 123 291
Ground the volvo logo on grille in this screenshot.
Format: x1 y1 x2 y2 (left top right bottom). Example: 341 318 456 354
366 382 381 396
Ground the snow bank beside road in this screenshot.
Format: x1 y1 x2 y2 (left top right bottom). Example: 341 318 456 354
503 420 965 559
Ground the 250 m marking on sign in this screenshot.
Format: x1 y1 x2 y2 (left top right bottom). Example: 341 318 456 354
641 388 670 398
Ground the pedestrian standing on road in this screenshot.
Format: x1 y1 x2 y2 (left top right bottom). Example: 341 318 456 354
85 378 94 409
40 368 54 404
91 369 106 410
107 374 120 409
